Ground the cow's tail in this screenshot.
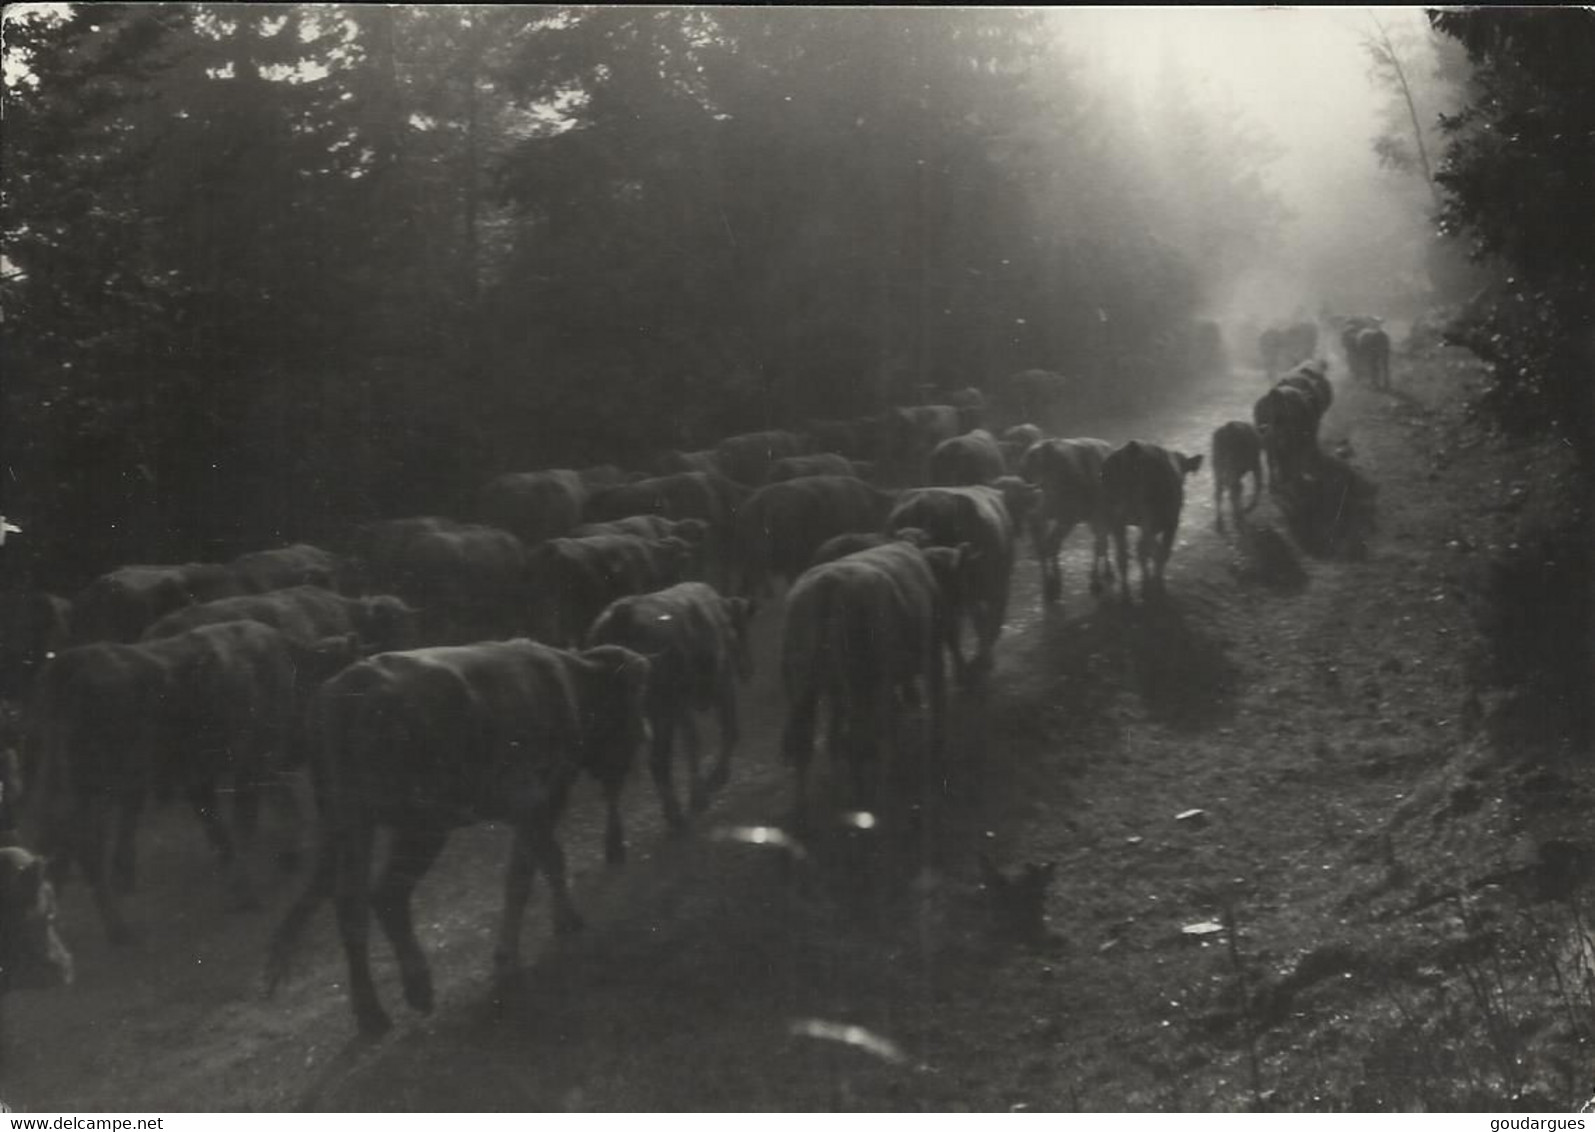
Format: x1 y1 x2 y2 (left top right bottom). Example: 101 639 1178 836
265 662 389 995
781 572 846 772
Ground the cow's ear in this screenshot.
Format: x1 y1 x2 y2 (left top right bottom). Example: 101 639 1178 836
1184 454 1205 475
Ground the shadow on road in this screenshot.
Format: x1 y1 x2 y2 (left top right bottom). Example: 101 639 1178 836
1276 454 1379 561
1109 593 1240 732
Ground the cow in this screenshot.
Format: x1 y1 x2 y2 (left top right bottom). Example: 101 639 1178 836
1100 441 1204 601
230 544 342 593
944 386 987 432
1211 422 1265 534
1252 383 1321 486
884 405 963 467
573 515 709 547
1335 315 1388 387
714 430 810 486
265 640 653 1036
28 622 315 941
780 541 970 816
766 452 862 483
801 417 884 462
928 429 1006 487
731 475 899 599
401 523 528 643
585 471 748 586
0 845 75 996
587 583 755 830
808 529 928 569
985 369 1079 434
656 449 723 477
141 584 420 655
1279 359 1334 418
885 478 1038 682
344 516 461 598
477 470 589 548
526 534 695 647
1355 326 1392 390
1020 438 1115 603
0 590 71 694
71 563 249 644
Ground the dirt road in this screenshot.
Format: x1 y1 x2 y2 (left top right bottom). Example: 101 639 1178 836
5 334 1588 1112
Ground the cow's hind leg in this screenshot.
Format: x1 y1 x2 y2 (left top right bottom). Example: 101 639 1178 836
782 690 820 816
1034 516 1063 603
370 823 448 1015
648 708 685 831
266 825 338 994
81 793 138 944
522 816 583 938
333 817 389 1036
696 681 737 810
1111 524 1132 603
1090 521 1113 595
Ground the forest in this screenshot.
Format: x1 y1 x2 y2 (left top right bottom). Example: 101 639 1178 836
9 4 1584 590
3 5 1594 1114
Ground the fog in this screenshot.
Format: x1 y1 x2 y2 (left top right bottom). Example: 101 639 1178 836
1055 6 1441 329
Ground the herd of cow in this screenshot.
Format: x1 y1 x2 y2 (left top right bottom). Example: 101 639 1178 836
0 329 1391 1040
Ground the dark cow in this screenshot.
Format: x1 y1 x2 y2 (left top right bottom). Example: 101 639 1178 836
1252 383 1320 486
1355 326 1392 390
656 449 723 477
928 429 1006 487
0 845 75 995
477 470 590 547
1211 421 1265 533
576 465 631 490
780 541 969 815
766 452 861 483
0 590 71 694
526 534 695 647
808 529 928 569
401 523 528 643
573 515 709 547
587 583 755 829
886 478 1038 681
714 430 810 486
998 424 1045 474
985 369 1079 433
142 584 419 654
344 516 460 597
801 417 884 461
945 387 987 432
1020 438 1115 603
266 641 653 1036
885 405 962 467
1279 358 1333 417
731 475 899 598
585 471 748 569
1101 441 1204 601
1336 315 1389 388
29 622 312 940
230 544 342 593
71 563 249 644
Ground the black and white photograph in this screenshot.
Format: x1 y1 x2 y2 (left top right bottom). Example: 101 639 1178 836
1 3 1591 1114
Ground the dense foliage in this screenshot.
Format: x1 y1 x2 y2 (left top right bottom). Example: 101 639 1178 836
1427 7 1595 460
5 5 1285 588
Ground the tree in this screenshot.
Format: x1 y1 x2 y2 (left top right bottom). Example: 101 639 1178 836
1428 7 1595 460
